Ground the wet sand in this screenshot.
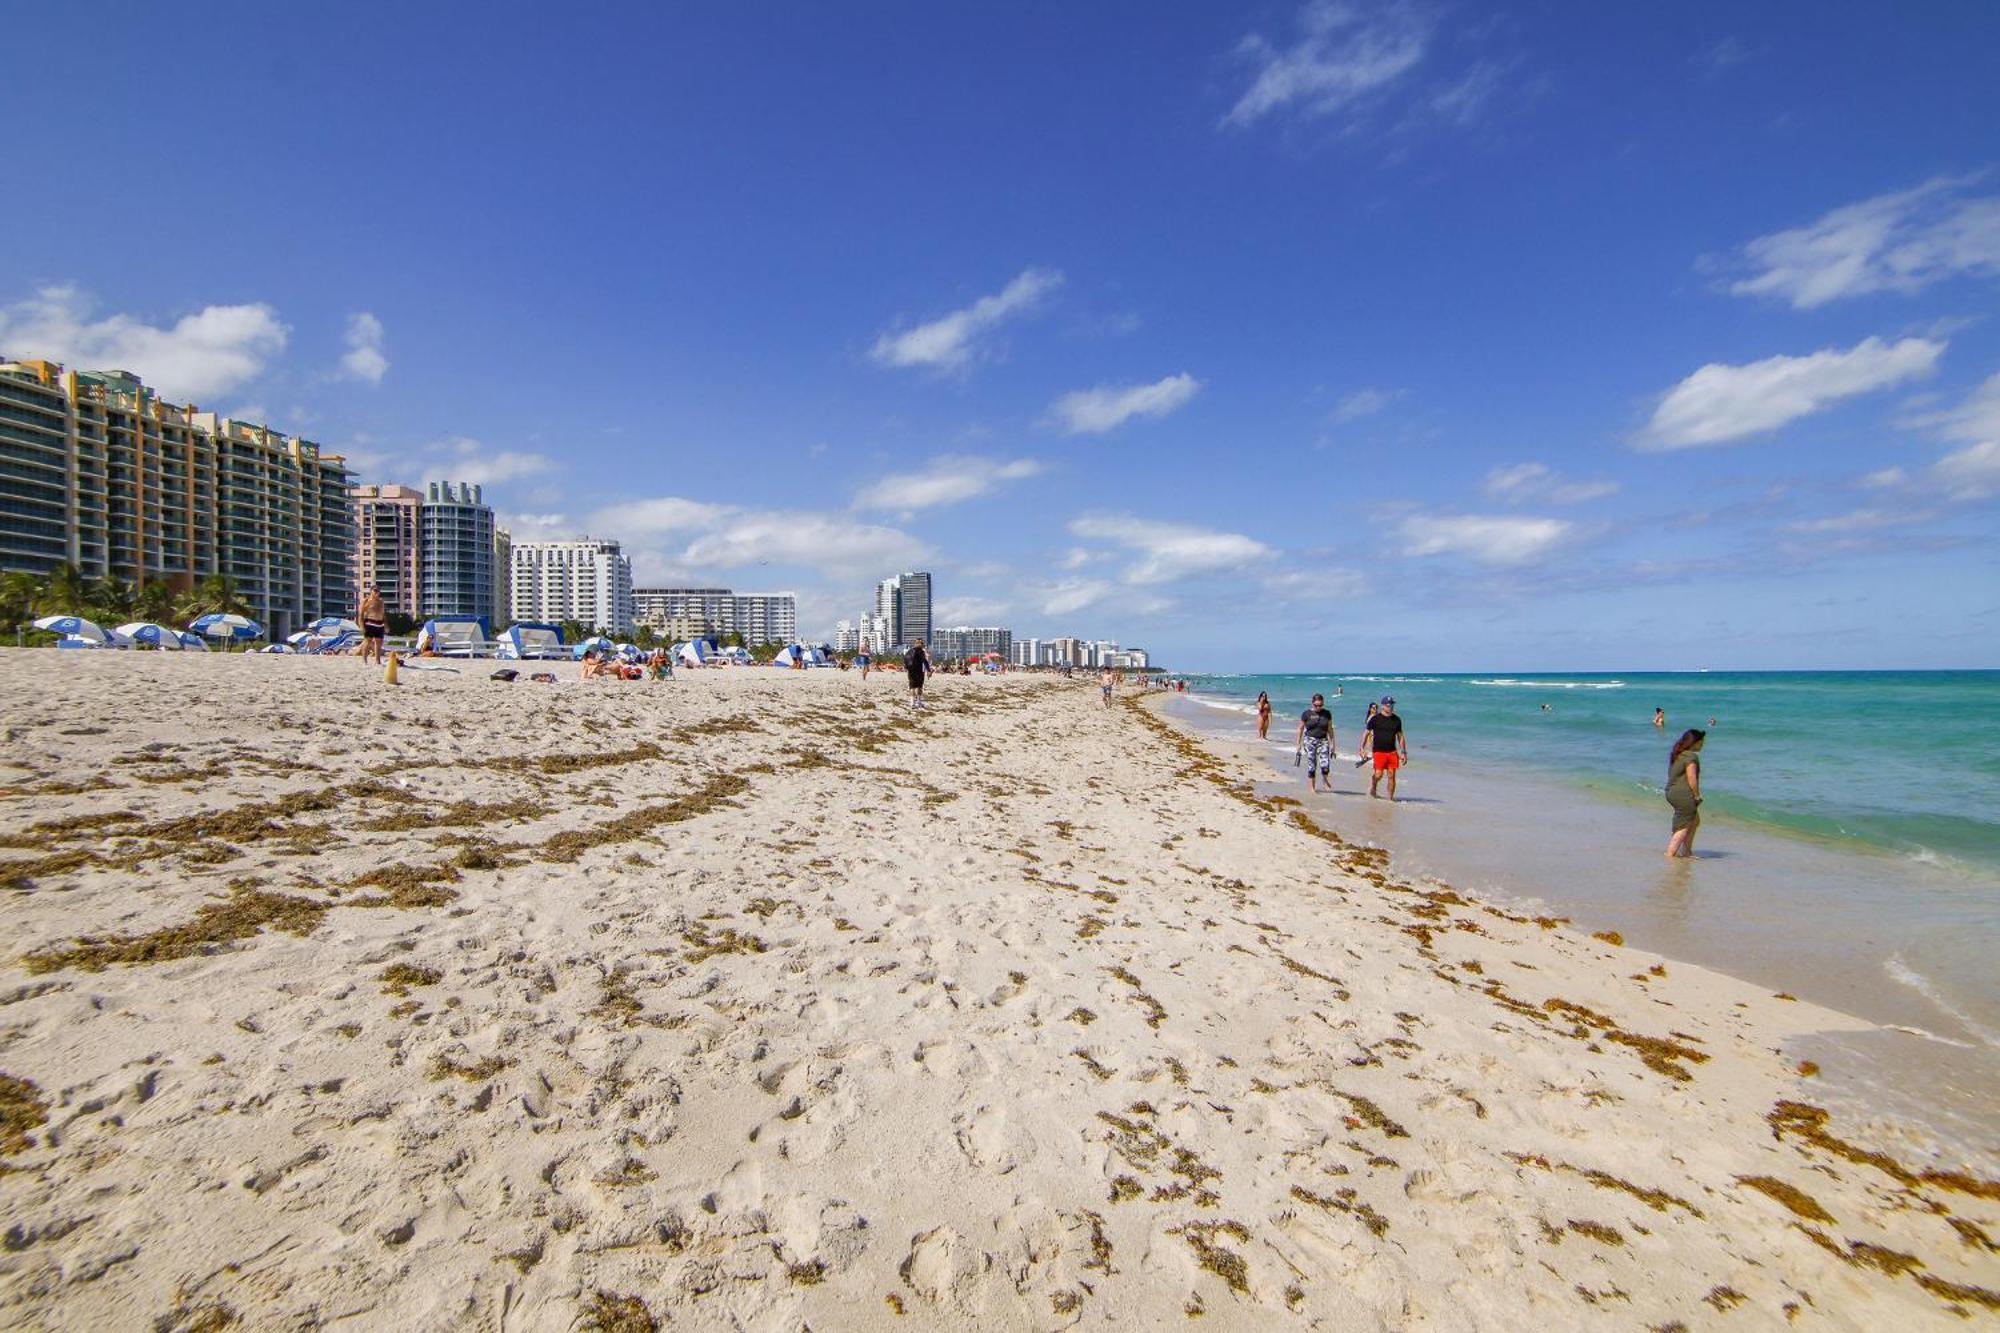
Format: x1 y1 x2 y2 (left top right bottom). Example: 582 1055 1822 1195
0 651 1993 1330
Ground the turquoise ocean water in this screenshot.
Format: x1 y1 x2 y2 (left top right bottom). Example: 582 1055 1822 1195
1172 670 2000 1161
1188 671 2000 874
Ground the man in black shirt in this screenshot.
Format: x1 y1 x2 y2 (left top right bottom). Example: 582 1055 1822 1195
1363 694 1408 801
1294 693 1336 794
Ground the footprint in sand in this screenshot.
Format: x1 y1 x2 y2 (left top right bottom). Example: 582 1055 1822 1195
951 1102 1035 1175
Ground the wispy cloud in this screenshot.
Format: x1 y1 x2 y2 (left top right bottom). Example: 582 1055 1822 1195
1399 513 1572 565
1693 36 1751 76
1328 385 1404 424
1933 440 2000 499
0 284 287 402
1642 336 1945 449
932 595 1012 626
1049 373 1201 435
1223 0 1430 129
1262 566 1368 600
870 268 1062 371
581 492 929 583
1037 577 1116 617
429 436 554 486
1720 176 2000 309
1482 461 1619 504
853 455 1043 511
1068 513 1272 584
339 312 388 384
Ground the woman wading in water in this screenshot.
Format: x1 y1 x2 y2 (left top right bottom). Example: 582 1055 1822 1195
1665 728 1705 858
1255 691 1272 739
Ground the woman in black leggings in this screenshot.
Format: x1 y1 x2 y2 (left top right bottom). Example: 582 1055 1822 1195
905 640 932 710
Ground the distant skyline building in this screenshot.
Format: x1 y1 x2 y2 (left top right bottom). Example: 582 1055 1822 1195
492 526 512 626
0 357 353 639
511 538 634 632
930 626 1012 661
634 587 797 643
871 570 932 650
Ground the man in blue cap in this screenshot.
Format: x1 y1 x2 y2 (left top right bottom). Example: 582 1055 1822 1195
1361 695 1408 800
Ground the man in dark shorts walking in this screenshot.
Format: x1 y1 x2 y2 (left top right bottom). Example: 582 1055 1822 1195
359 585 387 667
905 639 932 710
1295 692 1336 794
1363 695 1408 800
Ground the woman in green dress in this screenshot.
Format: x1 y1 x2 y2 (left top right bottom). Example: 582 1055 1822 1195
1664 729 1706 859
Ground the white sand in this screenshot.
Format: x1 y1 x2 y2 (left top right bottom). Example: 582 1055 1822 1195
0 651 1992 1331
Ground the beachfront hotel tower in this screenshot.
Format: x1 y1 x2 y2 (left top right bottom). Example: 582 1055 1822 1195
417 481 495 623
351 484 423 619
0 357 353 638
510 538 634 633
633 587 798 644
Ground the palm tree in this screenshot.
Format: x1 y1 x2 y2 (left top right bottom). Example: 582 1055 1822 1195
0 571 40 637
36 563 88 616
137 581 178 624
91 576 135 623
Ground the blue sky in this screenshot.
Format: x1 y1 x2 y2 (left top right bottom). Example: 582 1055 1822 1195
2 2 1997 669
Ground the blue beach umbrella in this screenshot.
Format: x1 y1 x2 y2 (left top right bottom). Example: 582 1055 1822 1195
33 615 111 644
307 616 361 637
189 612 263 641
573 636 614 658
115 621 186 649
176 631 210 651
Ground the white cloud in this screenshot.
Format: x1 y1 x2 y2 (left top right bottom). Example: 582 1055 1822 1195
1038 578 1116 617
1224 0 1430 129
1784 507 1931 535
933 596 1012 626
1059 546 1094 570
1068 513 1272 584
495 512 572 541
1694 36 1751 75
1917 369 2000 446
1724 176 2000 309
434 436 554 485
1262 566 1368 599
591 496 736 538
1049 373 1201 435
1400 513 1572 565
1859 466 1908 489
679 510 929 580
870 268 1062 371
1482 461 1620 504
853 455 1043 511
0 284 287 402
1643 336 1944 449
1934 440 2000 500
1328 386 1403 424
339 312 388 384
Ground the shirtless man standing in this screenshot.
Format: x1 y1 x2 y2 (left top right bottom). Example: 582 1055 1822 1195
359 585 387 666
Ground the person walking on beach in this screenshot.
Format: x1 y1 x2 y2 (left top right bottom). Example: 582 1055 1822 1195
856 647 872 681
905 640 932 710
1295 693 1336 794
1664 728 1705 858
1100 667 1115 707
359 585 387 667
1256 691 1272 739
1363 695 1408 800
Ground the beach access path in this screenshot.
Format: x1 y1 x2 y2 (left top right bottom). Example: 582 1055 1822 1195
0 652 1991 1330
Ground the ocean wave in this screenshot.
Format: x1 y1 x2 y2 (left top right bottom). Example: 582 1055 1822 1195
1885 956 2000 1050
1186 693 1257 716
1467 678 1627 690
1340 676 1443 684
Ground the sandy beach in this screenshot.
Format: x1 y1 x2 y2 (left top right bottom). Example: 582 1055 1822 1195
0 651 1993 1331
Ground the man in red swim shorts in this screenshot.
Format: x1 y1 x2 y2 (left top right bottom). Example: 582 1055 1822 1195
1362 695 1409 801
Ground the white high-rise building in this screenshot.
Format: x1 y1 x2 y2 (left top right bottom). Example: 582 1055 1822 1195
510 539 634 632
873 570 932 650
835 619 860 652
1010 637 1041 667
633 587 797 644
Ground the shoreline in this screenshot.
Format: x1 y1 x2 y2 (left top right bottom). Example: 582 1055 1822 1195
0 653 1994 1328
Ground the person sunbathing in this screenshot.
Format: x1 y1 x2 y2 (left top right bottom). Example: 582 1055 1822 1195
581 652 615 679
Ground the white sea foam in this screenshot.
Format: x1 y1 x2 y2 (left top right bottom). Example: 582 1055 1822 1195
1466 677 1629 689
1886 955 2000 1050
1340 676 1443 684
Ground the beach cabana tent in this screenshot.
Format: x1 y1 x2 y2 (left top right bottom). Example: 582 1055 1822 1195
415 618 491 657
771 644 831 668
720 646 753 666
675 640 714 668
116 622 185 649
498 623 567 660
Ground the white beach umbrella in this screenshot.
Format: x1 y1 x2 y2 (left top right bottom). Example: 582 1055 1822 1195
307 617 360 637
114 622 185 649
33 615 110 644
176 631 210 651
286 631 314 646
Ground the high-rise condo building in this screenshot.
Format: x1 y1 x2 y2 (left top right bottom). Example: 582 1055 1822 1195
417 480 495 622
349 479 498 624
511 539 634 632
492 527 512 626
0 358 353 638
834 619 860 652
352 484 424 618
873 570 932 649
633 587 798 644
